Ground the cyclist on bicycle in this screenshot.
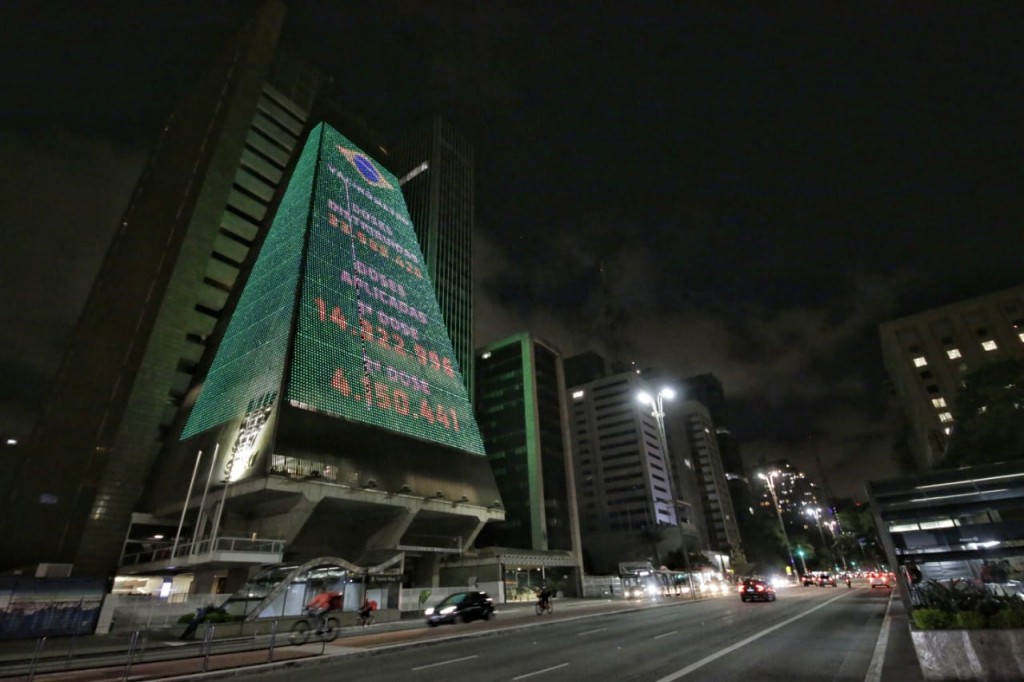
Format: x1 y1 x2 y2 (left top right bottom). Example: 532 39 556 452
358 597 376 626
306 591 343 633
537 584 553 611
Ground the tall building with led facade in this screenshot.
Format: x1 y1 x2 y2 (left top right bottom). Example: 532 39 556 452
3 1 495 582
143 123 501 589
391 118 476 398
474 334 582 563
880 284 1024 470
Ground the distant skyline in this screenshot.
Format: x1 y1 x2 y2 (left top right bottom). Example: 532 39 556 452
3 1 1024 501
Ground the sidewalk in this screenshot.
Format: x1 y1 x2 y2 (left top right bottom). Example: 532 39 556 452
0 599 566 680
878 593 924 681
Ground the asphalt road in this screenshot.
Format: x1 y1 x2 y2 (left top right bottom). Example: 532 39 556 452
245 586 897 682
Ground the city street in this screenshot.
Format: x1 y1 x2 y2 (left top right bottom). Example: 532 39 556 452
0 585 923 681
239 586 919 682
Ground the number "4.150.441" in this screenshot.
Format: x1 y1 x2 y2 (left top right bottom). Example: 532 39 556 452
331 368 460 431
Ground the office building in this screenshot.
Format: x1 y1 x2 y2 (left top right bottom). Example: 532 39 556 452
674 401 744 562
568 371 682 574
5 1 494 584
391 118 476 397
473 333 583 589
474 334 582 552
879 284 1024 470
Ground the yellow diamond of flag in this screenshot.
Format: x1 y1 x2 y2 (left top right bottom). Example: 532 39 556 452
336 145 394 190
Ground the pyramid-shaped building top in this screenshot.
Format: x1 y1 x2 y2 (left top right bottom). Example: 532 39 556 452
183 123 485 459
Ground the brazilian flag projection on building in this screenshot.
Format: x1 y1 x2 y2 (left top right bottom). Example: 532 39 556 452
182 123 486 456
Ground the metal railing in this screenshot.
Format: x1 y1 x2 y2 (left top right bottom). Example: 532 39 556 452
12 617 349 680
120 536 286 566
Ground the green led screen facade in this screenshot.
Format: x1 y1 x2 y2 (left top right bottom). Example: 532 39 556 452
183 123 485 456
181 132 319 439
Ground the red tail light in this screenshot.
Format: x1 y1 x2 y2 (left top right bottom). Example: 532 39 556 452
755 585 764 592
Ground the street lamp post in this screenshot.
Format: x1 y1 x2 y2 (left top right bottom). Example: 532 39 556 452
759 471 798 577
638 388 696 600
806 507 829 569
806 507 829 550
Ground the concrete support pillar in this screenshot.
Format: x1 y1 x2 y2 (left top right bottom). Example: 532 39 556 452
364 509 417 550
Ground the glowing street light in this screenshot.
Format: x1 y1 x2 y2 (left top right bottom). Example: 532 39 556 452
759 471 797 577
805 506 830 549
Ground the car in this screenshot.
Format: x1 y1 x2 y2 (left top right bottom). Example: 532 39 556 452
816 573 837 587
869 572 894 589
739 579 777 602
802 573 817 586
424 591 495 626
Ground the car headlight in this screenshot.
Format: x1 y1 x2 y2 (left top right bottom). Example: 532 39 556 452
424 607 435 616
440 606 457 615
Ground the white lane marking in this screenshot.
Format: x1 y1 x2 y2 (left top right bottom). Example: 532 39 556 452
577 627 608 636
513 662 569 680
655 590 852 681
655 630 678 640
864 591 894 682
411 654 478 671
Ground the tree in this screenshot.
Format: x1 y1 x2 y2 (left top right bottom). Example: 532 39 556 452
638 526 665 564
943 359 1024 468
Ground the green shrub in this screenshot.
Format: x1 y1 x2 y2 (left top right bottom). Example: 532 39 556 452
913 608 954 630
989 607 1024 629
954 611 988 629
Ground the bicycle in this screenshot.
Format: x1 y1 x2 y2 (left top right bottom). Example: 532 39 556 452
357 610 375 627
535 598 554 616
289 611 339 645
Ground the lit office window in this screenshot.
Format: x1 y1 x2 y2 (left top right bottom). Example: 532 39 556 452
913 356 928 367
572 390 585 399
938 412 953 423
947 348 962 359
931 397 947 408
981 340 998 351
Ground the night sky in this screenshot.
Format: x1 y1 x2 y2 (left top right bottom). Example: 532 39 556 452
3 1 1024 500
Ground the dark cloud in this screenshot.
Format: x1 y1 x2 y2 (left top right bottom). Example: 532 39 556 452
0 130 145 431
4 1 1024 503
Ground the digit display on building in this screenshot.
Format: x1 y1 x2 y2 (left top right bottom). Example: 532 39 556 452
182 123 484 458
288 125 485 455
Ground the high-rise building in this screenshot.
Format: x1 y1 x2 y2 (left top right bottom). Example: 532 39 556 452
674 401 744 562
754 461 823 520
391 118 475 398
567 371 682 574
4 1 492 582
474 334 581 557
879 284 1024 470
142 122 501 592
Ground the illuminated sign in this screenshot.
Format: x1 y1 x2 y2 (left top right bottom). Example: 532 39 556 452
289 126 484 455
183 123 485 456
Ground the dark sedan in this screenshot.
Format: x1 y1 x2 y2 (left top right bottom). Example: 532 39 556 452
739 579 777 602
424 591 495 626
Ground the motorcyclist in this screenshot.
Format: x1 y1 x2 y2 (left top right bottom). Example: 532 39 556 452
844 573 852 588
